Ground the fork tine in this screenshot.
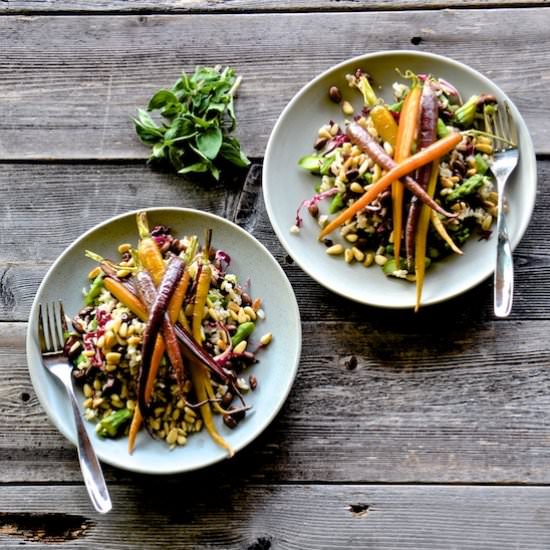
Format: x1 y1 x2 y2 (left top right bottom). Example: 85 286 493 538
59 300 69 336
50 301 65 352
505 102 518 147
37 304 48 353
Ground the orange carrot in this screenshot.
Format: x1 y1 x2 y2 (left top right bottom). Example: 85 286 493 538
319 132 462 239
392 84 422 262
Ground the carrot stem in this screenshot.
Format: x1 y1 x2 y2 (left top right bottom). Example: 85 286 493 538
319 132 462 239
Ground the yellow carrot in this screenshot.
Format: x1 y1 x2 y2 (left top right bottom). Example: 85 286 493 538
430 211 463 256
370 105 398 147
392 84 422 262
319 132 462 239
191 255 233 456
136 211 165 286
414 161 439 311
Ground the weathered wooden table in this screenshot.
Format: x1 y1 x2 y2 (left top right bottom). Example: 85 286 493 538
2 1 550 548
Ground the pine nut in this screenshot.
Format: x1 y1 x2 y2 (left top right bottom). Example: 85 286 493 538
475 143 493 155
234 340 247 354
260 332 272 346
243 306 257 320
106 352 121 365
344 248 355 263
326 244 344 255
350 182 364 193
341 101 354 116
363 252 375 267
375 254 388 266
352 247 365 262
345 233 358 243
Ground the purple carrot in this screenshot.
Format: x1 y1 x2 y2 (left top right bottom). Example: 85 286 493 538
135 256 184 417
405 81 439 270
346 122 454 219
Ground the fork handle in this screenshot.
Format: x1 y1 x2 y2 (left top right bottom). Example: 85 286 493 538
494 213 514 317
64 382 112 513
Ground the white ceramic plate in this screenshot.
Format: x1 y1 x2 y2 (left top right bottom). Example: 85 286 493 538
26 207 301 474
263 50 537 308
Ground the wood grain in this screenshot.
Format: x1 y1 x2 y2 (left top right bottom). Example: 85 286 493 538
0 160 547 323
3 0 547 13
2 484 550 549
0 10 549 159
6 316 550 484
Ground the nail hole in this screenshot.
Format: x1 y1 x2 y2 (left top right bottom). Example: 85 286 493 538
21 392 30 402
411 36 422 45
344 356 358 370
348 503 370 517
285 255 294 264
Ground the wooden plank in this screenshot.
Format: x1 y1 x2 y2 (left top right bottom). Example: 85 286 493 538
6 315 550 484
3 0 547 13
0 10 549 159
0 160 548 323
2 484 550 549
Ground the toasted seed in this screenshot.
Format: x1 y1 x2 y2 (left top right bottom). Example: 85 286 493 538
177 435 187 446
345 233 359 243
344 248 355 264
243 306 257 321
341 100 354 116
363 252 375 267
260 332 272 346
93 379 102 391
352 247 365 262
228 301 240 312
83 384 93 398
83 397 93 409
383 141 394 157
466 168 477 177
104 331 116 349
166 428 178 445
234 340 247 354
237 308 250 324
475 143 493 154
375 254 388 266
482 214 493 231
350 181 364 193
106 352 121 365
326 244 344 256
208 307 220 321
126 399 135 411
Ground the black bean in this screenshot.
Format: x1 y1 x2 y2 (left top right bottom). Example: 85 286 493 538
328 85 342 103
223 414 238 429
221 391 234 408
249 375 257 390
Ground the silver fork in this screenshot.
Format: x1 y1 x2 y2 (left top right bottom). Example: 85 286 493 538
38 301 112 514
490 101 519 318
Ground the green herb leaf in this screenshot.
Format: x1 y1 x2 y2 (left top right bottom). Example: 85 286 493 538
196 127 223 160
135 66 248 181
148 90 179 111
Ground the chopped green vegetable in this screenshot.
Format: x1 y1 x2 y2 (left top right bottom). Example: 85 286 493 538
298 155 322 173
446 174 486 202
475 153 490 175
453 95 479 127
437 118 450 138
134 66 249 181
328 193 344 214
84 273 104 306
95 409 132 438
231 321 255 347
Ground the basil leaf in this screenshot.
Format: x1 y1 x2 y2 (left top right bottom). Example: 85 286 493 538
196 127 223 160
136 66 248 181
220 138 250 167
148 90 179 111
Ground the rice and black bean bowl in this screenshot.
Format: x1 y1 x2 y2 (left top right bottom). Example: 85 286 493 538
63 212 271 453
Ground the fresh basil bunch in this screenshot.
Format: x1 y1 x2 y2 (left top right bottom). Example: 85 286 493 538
134 66 250 180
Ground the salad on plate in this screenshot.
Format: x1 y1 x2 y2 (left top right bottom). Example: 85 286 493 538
295 68 504 309
63 211 271 455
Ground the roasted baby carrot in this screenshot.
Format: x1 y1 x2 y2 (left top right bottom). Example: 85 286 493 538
392 82 422 261
319 131 463 239
414 161 440 311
